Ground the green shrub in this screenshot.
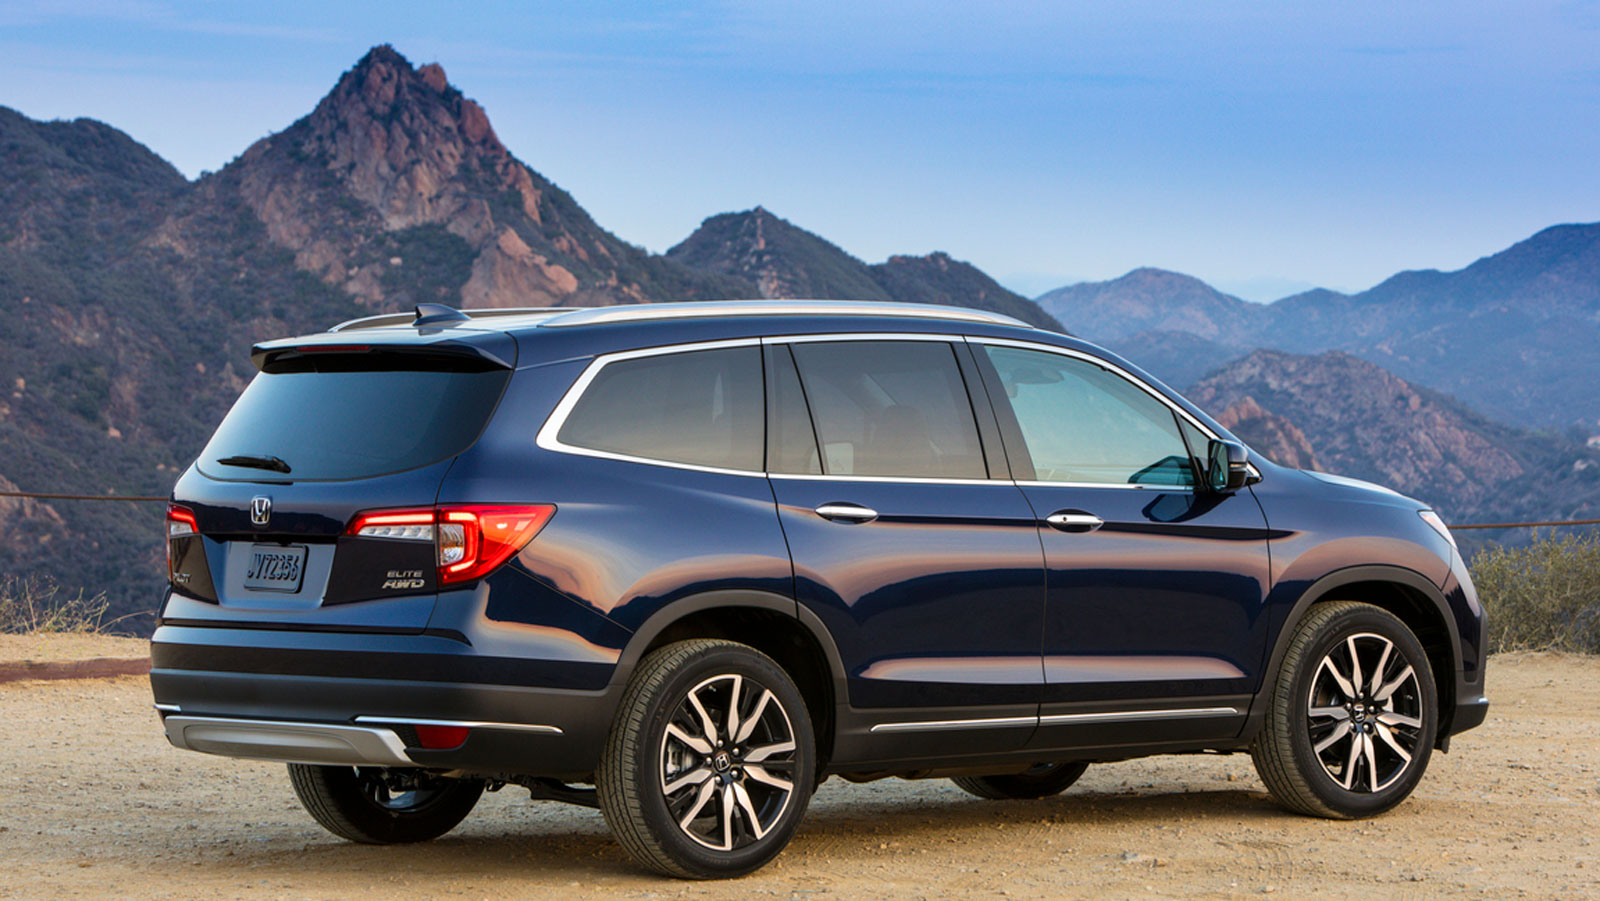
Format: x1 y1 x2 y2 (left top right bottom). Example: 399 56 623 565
0 576 120 634
1470 532 1600 653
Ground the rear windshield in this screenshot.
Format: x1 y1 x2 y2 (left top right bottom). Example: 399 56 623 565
198 366 509 481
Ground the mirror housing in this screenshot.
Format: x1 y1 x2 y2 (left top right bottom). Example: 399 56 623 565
1205 439 1251 493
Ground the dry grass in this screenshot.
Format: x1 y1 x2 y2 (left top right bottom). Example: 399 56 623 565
0 576 127 635
1471 531 1600 653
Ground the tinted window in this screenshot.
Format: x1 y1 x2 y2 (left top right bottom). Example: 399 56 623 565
767 345 822 475
983 346 1195 487
790 341 986 479
558 346 764 471
200 367 509 481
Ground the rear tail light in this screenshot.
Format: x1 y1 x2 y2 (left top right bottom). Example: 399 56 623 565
345 504 555 586
166 504 198 579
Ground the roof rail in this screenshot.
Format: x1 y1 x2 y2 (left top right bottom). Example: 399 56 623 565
328 300 1032 333
328 307 575 333
538 300 1032 329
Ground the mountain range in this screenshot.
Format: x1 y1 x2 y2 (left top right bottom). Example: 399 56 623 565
1 44 1596 630
1037 225 1600 433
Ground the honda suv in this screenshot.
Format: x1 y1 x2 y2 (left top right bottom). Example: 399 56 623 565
153 300 1487 878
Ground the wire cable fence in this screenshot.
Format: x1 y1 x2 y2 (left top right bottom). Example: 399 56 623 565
5 490 1600 531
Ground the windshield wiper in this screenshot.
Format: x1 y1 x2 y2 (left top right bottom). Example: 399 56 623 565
215 454 292 474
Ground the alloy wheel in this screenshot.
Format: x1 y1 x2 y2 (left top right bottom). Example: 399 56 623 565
1305 632 1425 792
658 673 798 851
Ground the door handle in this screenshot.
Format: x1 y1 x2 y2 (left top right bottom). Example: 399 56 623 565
1045 510 1103 533
815 503 879 524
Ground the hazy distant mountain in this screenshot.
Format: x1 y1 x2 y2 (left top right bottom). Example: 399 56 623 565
668 207 1064 329
1038 224 1600 430
1190 350 1600 526
1035 268 1259 344
1102 329 1251 392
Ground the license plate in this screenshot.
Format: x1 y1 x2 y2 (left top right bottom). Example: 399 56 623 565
243 544 308 592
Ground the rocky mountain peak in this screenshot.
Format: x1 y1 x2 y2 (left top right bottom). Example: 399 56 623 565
203 45 745 312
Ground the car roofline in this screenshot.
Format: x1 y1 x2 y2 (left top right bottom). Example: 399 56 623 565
328 300 1033 334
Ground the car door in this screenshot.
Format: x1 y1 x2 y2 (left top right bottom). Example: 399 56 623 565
765 337 1046 758
970 339 1272 751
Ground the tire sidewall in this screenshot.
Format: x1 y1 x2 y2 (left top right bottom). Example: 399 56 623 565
630 645 816 877
1285 607 1438 817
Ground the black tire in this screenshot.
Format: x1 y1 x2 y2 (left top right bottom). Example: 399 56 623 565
1251 601 1438 819
952 761 1090 800
597 639 816 879
287 764 483 844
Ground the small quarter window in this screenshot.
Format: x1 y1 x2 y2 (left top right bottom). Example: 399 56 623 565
557 346 764 472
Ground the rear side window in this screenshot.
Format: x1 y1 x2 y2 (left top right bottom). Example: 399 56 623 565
789 341 987 479
557 346 764 472
200 366 510 481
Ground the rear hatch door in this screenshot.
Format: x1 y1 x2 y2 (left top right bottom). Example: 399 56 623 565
164 330 515 630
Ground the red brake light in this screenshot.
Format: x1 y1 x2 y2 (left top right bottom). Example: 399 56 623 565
166 504 198 579
344 504 555 586
437 505 555 585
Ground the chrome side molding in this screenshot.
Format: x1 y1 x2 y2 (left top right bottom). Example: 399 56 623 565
870 706 1241 735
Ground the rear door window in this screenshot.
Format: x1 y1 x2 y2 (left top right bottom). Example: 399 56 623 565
556 346 764 472
200 364 510 482
788 341 987 479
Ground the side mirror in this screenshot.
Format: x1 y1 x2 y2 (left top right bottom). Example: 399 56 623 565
1205 439 1251 493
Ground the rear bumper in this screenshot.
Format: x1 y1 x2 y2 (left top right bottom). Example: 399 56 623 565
164 715 415 766
1450 693 1490 735
150 624 618 780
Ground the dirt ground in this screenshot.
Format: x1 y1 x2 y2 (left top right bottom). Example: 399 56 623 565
0 647 1595 899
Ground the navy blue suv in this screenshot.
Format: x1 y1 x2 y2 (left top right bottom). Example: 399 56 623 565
153 301 1487 878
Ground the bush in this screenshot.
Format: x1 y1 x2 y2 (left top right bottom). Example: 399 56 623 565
1470 532 1600 653
0 576 121 634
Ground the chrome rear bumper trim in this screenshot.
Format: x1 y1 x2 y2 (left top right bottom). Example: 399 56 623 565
163 716 414 767
353 716 563 735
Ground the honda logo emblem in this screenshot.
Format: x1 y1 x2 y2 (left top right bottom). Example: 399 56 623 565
250 496 272 527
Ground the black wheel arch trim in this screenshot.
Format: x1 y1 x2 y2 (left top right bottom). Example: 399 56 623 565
608 590 850 753
1243 563 1465 745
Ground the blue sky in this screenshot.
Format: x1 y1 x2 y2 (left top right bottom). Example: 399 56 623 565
2 1 1597 300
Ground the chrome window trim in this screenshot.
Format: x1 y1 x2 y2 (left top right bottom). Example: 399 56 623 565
770 472 997 486
353 716 564 736
966 336 1262 485
760 332 960 345
535 331 1256 486
534 337 770 478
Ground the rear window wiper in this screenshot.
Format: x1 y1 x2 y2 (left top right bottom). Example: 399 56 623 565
215 454 292 474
